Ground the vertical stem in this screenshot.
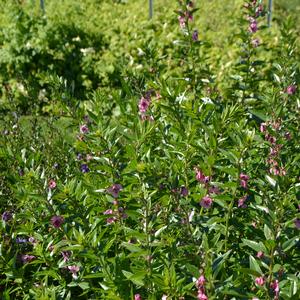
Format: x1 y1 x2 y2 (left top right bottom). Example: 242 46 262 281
149 0 153 19
267 0 273 27
40 0 45 14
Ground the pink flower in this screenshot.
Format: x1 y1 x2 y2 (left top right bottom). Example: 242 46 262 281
252 298 260 300
284 132 291 140
208 185 220 194
240 180 248 189
240 173 249 181
240 173 249 189
107 184 123 198
139 97 150 113
197 290 208 300
50 215 64 228
61 251 71 262
103 209 113 215
80 124 89 134
21 254 36 264
68 265 80 279
200 196 213 209
185 11 193 22
249 21 258 33
286 85 297 95
106 217 117 224
256 251 264 259
255 276 265 286
196 275 206 288
270 167 280 176
48 179 57 189
178 15 186 28
252 38 260 47
141 114 154 122
294 218 300 229
162 295 168 300
260 122 267 133
238 195 247 208
28 237 36 245
195 168 210 184
134 294 142 300
270 279 279 297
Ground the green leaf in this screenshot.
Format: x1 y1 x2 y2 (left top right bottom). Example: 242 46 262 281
122 242 144 253
242 239 268 254
238 268 262 277
249 255 262 275
264 224 274 240
265 175 276 187
212 250 231 278
78 282 90 290
282 236 299 252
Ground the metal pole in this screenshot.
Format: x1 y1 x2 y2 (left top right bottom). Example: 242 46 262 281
40 0 45 14
267 0 272 27
149 0 153 19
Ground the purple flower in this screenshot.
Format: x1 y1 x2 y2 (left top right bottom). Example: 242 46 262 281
18 168 24 176
180 186 189 197
80 164 89 173
200 196 213 209
21 254 36 264
294 218 300 229
192 30 198 41
138 97 150 114
16 237 27 244
249 21 258 33
106 217 117 224
50 215 64 228
61 251 71 262
68 265 80 279
2 211 12 222
286 85 297 95
80 124 89 134
107 184 123 198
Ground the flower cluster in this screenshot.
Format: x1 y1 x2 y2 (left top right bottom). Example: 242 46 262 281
177 1 194 29
51 215 64 228
138 90 159 121
260 119 287 176
195 167 220 209
195 275 208 300
244 0 264 46
286 84 297 95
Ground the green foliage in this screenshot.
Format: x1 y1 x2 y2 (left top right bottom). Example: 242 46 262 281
0 0 300 299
